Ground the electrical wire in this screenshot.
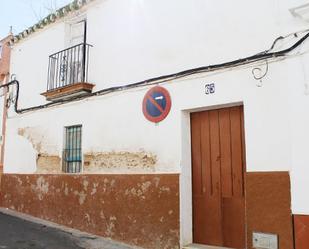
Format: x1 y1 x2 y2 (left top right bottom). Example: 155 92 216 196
0 80 21 114
252 60 269 82
3 31 309 114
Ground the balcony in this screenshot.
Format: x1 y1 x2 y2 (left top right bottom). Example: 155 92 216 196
41 43 94 101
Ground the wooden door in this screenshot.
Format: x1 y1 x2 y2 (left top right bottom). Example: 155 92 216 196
191 106 246 249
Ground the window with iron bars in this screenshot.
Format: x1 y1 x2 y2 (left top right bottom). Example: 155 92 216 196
63 125 82 173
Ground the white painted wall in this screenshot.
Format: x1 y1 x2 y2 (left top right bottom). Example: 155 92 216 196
288 53 309 215
10 22 66 107
6 0 309 245
11 0 309 108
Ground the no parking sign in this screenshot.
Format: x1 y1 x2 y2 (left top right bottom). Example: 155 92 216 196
142 86 172 123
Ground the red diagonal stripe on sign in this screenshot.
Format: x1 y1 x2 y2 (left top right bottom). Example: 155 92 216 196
147 96 164 113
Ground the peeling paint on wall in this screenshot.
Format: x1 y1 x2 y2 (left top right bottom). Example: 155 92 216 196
124 180 152 199
73 190 87 205
83 151 157 173
17 127 61 173
30 176 49 201
18 127 44 153
17 127 158 174
29 150 156 174
1 174 180 249
36 154 61 173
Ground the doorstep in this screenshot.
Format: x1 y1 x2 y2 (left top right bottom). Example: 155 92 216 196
183 244 234 249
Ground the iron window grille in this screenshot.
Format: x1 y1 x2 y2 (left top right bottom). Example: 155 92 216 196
63 125 82 173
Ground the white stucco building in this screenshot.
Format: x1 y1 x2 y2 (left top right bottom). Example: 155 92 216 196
2 1 309 249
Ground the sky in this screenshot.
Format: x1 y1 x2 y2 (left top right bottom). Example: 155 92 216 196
0 0 72 38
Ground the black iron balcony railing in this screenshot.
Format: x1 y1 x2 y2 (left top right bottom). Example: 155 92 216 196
47 43 92 91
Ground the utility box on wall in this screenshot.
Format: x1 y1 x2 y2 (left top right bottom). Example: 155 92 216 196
252 232 278 249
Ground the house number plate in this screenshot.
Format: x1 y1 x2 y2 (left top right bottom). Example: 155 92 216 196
205 83 215 94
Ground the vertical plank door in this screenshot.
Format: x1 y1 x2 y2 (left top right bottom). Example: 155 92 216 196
191 106 246 249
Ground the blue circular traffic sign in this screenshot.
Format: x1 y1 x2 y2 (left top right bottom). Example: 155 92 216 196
142 86 172 123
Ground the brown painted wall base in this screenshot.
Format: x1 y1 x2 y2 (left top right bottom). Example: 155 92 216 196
0 172 297 249
294 215 309 249
0 174 180 249
246 172 294 249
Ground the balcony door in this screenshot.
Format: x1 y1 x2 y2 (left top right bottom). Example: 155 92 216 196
67 20 87 84
69 20 86 46
191 106 246 249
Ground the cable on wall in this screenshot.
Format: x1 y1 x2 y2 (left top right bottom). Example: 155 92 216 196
3 31 309 114
252 60 269 87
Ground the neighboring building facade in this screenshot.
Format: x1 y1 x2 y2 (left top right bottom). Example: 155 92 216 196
0 35 11 82
2 0 309 249
0 34 12 170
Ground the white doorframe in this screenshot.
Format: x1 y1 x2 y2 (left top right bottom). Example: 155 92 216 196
180 110 193 246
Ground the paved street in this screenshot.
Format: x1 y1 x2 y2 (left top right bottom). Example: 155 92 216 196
0 212 136 249
0 213 84 249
